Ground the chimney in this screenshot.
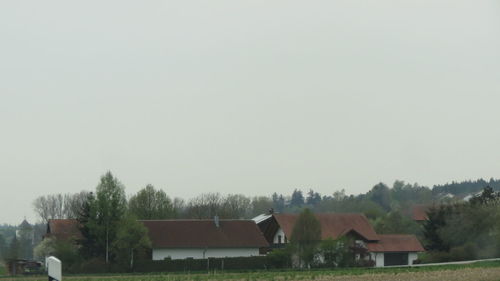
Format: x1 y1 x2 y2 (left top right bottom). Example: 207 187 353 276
214 215 220 228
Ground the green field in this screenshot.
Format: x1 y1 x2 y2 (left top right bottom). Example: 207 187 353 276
2 262 500 281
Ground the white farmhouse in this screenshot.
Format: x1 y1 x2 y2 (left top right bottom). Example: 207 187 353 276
140 218 269 260
255 213 425 267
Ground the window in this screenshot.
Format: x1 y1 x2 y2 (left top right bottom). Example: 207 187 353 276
278 235 282 244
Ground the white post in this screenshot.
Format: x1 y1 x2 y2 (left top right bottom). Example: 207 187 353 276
47 256 62 281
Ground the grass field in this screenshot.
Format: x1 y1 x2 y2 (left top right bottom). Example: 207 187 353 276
2 262 500 281
0 263 5 276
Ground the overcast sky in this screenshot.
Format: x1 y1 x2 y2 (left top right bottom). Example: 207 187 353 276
1 0 499 225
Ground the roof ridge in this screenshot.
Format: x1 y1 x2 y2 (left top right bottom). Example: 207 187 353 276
139 219 254 221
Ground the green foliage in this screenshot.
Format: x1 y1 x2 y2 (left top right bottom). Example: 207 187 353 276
250 196 274 218
315 196 385 220
423 187 500 262
78 191 101 259
266 248 292 268
54 240 81 267
469 186 500 205
374 210 421 236
34 237 81 268
77 171 128 263
94 171 127 262
423 205 450 252
433 178 500 196
367 183 391 211
0 234 6 261
318 237 354 268
129 184 176 220
290 208 321 267
6 235 20 261
290 190 305 207
222 194 252 219
33 237 56 260
112 213 152 270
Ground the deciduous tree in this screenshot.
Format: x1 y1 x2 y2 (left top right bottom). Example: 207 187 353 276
290 208 321 268
129 185 174 220
112 214 151 270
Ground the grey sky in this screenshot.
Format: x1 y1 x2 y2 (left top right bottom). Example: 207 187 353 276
1 1 499 225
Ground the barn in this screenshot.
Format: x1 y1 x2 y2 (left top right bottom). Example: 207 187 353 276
140 218 269 260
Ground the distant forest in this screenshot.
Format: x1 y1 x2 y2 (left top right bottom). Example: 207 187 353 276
2 177 499 228
433 178 500 196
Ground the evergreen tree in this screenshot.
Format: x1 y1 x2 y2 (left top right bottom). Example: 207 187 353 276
290 189 305 207
0 234 6 260
470 186 499 205
6 235 20 260
77 191 101 259
306 189 322 206
272 193 285 212
423 205 450 252
78 172 127 263
368 183 391 211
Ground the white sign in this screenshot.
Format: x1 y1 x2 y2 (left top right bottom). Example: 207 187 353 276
47 256 62 281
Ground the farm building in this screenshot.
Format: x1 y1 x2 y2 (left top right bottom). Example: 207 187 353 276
411 205 431 222
140 218 269 260
254 213 424 267
45 219 82 241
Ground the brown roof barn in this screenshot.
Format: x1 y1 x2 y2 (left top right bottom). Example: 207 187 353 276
273 213 379 241
412 205 430 221
45 219 82 241
140 219 269 249
367 235 425 252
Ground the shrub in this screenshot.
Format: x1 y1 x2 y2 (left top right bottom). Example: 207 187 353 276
68 257 108 274
266 249 291 269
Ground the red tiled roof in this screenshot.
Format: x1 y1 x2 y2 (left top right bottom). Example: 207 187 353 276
412 205 434 221
46 219 82 241
273 213 379 241
366 234 425 252
140 220 269 248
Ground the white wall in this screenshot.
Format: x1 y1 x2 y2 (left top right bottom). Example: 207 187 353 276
408 252 418 265
152 248 260 260
273 228 286 244
370 252 385 267
370 252 419 267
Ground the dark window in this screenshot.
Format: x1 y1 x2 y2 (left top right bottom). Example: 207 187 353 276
278 235 282 244
384 253 408 266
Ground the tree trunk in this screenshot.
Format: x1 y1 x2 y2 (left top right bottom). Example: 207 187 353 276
130 248 134 270
105 223 109 264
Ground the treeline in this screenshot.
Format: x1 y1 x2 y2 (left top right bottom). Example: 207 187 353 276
3 173 500 267
422 187 500 262
30 180 435 223
26 175 500 253
31 177 500 225
433 178 500 196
